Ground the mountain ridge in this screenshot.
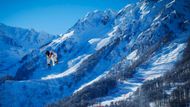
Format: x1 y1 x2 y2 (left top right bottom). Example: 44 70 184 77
0 0 190 107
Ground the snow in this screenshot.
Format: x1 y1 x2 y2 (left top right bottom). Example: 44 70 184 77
153 13 162 21
149 102 157 107
153 43 185 65
54 31 74 43
165 87 177 95
140 10 150 19
94 92 134 106
95 26 121 50
0 80 63 107
118 4 132 14
0 23 57 78
74 71 109 94
166 0 175 8
67 54 88 68
88 38 101 45
140 2 150 19
41 54 91 80
41 30 74 51
126 49 139 61
30 9 117 80
1 0 190 106
108 26 119 37
93 43 186 106
96 37 111 50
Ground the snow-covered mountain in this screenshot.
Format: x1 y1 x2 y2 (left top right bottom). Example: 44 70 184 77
0 23 58 78
0 0 190 107
112 39 190 107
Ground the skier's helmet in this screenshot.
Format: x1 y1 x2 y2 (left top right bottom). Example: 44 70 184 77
45 50 50 56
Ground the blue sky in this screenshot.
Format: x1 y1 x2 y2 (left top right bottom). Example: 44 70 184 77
0 0 138 34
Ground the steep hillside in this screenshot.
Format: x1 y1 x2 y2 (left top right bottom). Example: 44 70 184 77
51 0 190 106
0 10 118 107
0 23 57 78
0 0 190 107
112 39 190 107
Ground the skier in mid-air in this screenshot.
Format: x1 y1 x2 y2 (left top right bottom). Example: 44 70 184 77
45 50 58 66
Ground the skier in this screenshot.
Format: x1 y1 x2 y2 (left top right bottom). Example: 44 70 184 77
45 50 58 66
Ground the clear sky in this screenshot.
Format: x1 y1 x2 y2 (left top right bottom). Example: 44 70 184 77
0 0 138 35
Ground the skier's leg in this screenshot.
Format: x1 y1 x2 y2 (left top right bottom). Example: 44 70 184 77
47 58 51 69
54 56 58 64
51 57 55 66
47 58 51 66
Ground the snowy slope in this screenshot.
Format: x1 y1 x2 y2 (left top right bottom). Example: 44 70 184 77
110 39 190 107
29 9 117 80
0 10 118 107
0 0 190 107
0 23 58 78
92 43 186 106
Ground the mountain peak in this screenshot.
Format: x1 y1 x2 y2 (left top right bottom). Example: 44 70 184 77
1 0 190 107
68 9 116 33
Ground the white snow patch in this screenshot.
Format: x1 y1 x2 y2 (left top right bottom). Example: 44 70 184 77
96 37 111 50
140 2 150 19
108 26 119 37
153 43 186 65
74 71 109 94
165 87 177 95
88 38 101 45
118 4 132 14
166 0 175 8
53 31 74 43
140 10 150 19
93 92 134 107
68 54 88 68
149 102 157 107
93 43 186 106
153 13 162 21
127 49 139 61
41 54 91 80
95 25 120 50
